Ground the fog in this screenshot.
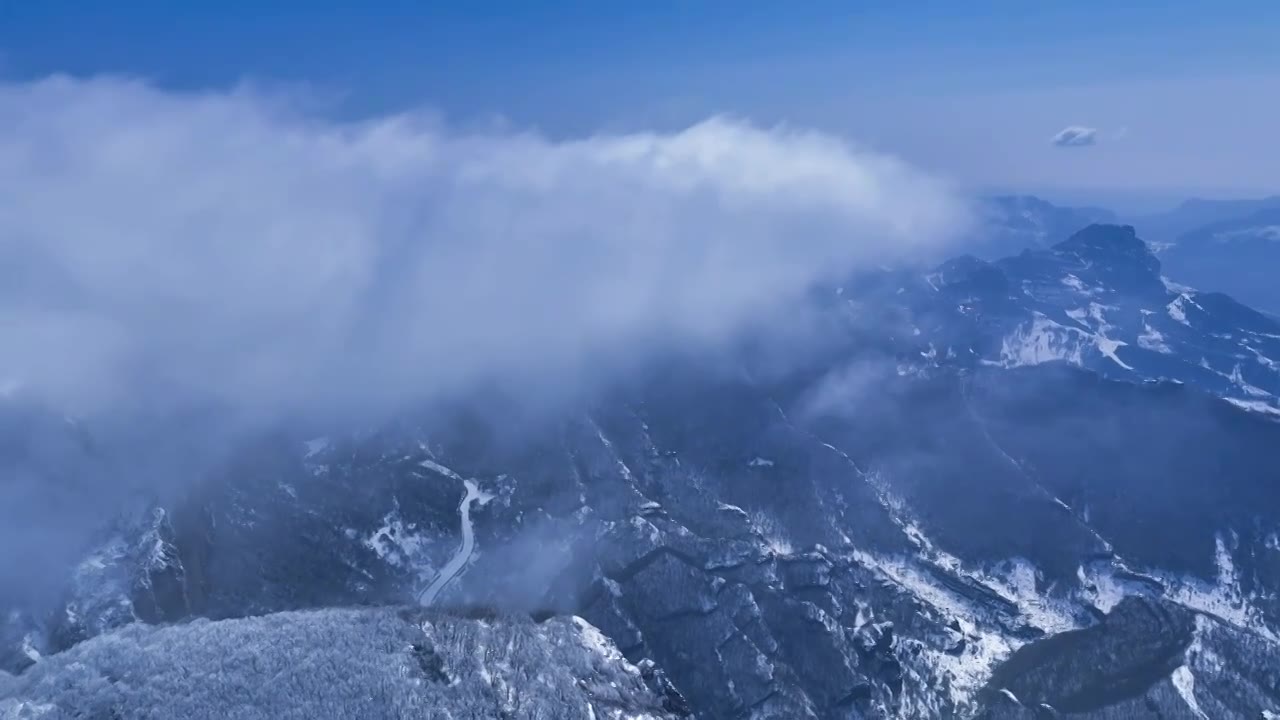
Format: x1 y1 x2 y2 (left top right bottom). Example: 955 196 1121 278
0 75 972 610
0 76 969 422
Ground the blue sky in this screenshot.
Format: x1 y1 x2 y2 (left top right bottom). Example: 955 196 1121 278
2 1 1278 206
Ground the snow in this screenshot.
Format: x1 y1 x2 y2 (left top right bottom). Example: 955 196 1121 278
1060 274 1086 291
591 422 637 482
1228 364 1272 398
999 310 1133 370
420 479 489 606
21 634 41 663
1081 303 1134 370
1214 224 1280 242
847 529 1074 706
1137 322 1172 354
1171 666 1208 719
418 458 464 481
1167 293 1204 326
1224 398 1280 417
571 616 627 665
1246 345 1279 370
985 557 1077 634
303 437 330 459
1152 533 1279 641
1095 336 1134 370
363 509 432 576
747 457 774 468
751 511 795 556
999 314 1085 367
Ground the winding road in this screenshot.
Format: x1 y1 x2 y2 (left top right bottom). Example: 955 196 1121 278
418 479 488 606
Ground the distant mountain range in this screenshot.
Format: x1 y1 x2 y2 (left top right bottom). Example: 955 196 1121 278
975 194 1280 315
968 195 1118 261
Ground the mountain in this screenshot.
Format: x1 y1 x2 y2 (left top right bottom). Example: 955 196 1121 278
965 196 1117 261
4 225 1280 719
1130 196 1280 249
1157 205 1280 315
875 223 1280 417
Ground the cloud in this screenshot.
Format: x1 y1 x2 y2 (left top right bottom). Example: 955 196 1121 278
0 76 969 423
0 76 977 609
1050 125 1098 148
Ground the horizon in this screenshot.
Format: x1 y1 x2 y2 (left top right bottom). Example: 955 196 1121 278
3 1 1278 203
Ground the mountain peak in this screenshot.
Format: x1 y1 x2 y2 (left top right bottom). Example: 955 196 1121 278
1054 223 1142 252
1056 222 1158 265
1039 224 1165 296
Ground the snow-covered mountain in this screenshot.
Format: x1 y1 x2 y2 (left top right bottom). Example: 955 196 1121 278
4 225 1280 719
1130 195 1280 249
864 223 1280 417
1157 205 1280 315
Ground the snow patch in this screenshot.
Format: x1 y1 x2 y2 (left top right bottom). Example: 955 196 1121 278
985 558 1078 635
998 313 1085 368
303 437 330 459
750 511 795 556
1228 364 1273 398
418 458 464 481
1166 293 1204 326
1153 533 1278 641
1171 666 1208 719
21 634 41 663
572 616 628 666
1224 398 1280 417
998 309 1131 370
1081 303 1134 370
1213 224 1280 243
364 508 433 577
1137 322 1172 354
1246 345 1279 371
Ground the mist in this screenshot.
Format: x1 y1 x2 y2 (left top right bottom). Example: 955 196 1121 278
0 75 974 610
0 75 970 423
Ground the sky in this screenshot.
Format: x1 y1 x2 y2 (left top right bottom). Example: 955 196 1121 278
2 1 1279 206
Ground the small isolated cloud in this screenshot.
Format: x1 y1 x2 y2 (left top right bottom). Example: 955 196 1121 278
1050 125 1098 148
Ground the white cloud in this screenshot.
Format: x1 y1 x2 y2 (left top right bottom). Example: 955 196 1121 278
0 76 970 420
1050 125 1098 148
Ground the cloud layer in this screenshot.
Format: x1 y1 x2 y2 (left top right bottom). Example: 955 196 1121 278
0 76 969 422
1051 125 1098 148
